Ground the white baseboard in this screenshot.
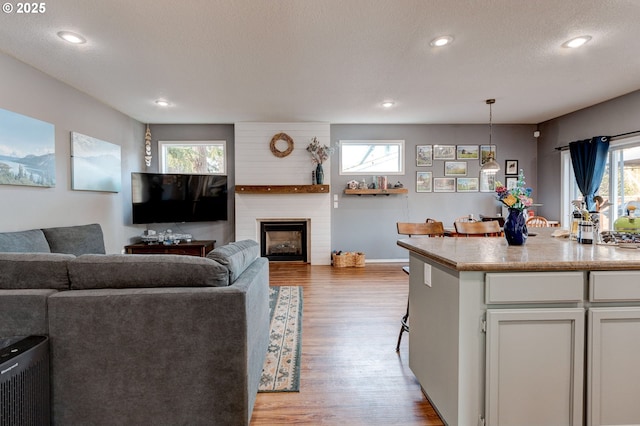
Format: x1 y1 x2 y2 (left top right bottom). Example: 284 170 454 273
365 258 408 263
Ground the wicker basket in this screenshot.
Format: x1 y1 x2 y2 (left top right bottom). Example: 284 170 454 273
332 252 365 268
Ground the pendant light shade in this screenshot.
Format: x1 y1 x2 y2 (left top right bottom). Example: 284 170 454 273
481 99 501 173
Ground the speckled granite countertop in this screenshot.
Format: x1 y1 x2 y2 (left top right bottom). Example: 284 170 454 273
397 228 640 272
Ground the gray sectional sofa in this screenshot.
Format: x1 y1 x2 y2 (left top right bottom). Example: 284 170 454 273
0 224 270 426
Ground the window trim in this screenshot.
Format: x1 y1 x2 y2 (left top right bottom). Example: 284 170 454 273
562 134 640 229
338 140 405 175
158 140 226 175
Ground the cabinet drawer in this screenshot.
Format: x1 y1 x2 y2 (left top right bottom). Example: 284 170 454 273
590 271 640 302
486 272 584 304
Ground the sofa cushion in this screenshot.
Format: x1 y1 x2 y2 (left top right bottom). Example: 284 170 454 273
42 223 106 256
207 239 259 283
0 253 74 290
0 229 51 253
68 254 229 289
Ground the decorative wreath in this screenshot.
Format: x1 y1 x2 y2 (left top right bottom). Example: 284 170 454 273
269 133 294 158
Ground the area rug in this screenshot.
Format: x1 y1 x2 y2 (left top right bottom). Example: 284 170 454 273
259 285 303 392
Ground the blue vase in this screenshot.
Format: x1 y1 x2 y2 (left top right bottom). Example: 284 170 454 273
504 208 528 245
315 163 324 185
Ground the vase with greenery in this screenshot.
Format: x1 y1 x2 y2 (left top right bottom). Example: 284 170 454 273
306 137 335 185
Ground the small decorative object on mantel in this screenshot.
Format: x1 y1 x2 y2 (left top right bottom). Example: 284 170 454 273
306 137 335 185
144 124 152 167
270 132 294 158
495 170 533 246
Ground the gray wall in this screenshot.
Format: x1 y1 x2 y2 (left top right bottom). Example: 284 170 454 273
330 124 538 260
537 90 640 221
146 124 236 245
0 53 145 253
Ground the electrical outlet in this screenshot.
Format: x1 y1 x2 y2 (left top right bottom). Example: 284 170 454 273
423 263 432 287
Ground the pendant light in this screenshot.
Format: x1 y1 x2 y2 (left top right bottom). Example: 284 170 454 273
481 98 501 173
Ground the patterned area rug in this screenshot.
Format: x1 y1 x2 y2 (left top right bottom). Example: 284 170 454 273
259 286 303 392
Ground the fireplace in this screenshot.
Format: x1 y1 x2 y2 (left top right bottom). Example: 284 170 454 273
260 220 308 262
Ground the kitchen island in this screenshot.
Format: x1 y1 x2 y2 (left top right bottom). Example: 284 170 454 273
397 228 640 426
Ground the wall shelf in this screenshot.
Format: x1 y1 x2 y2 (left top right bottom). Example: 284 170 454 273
236 185 330 194
343 188 408 196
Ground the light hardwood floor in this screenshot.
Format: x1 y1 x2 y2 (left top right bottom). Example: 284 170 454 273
250 262 444 426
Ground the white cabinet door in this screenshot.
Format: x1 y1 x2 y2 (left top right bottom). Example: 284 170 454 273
588 307 640 426
485 308 585 426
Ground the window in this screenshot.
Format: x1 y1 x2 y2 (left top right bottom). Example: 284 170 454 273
562 135 640 230
158 140 226 174
339 140 404 175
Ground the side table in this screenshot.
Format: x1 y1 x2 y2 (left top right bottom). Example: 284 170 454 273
124 240 216 257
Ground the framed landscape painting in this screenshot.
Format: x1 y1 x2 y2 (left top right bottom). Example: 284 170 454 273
434 177 456 192
444 161 467 176
457 177 479 192
416 145 433 166
0 108 55 187
456 145 479 160
433 145 456 160
416 171 432 192
71 132 122 192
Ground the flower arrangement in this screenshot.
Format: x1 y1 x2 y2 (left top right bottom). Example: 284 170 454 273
306 137 335 165
495 170 533 211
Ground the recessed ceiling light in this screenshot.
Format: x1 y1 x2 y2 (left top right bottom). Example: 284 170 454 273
155 99 171 107
57 31 86 44
430 35 453 47
562 35 592 48
381 101 395 108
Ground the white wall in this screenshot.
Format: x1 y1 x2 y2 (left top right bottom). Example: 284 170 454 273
234 122 332 264
0 53 145 253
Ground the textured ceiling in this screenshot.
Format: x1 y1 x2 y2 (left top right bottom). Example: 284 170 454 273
0 0 639 124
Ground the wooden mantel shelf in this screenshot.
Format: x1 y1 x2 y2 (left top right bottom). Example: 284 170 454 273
236 184 330 194
344 188 408 196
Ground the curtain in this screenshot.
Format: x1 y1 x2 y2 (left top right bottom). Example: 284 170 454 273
569 136 610 211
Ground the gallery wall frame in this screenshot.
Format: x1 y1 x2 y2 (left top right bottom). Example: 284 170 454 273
0 107 55 187
480 145 497 165
505 176 518 190
444 161 467 176
434 177 456 192
71 132 122 192
480 173 496 192
433 145 456 160
416 171 432 192
505 160 518 175
456 145 479 160
416 145 433 166
457 177 479 192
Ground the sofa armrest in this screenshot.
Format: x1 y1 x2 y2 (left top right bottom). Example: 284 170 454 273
0 289 58 336
47 257 270 426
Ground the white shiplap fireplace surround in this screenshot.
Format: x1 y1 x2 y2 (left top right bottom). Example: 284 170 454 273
234 123 332 265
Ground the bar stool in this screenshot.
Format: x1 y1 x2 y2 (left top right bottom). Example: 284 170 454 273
395 222 445 351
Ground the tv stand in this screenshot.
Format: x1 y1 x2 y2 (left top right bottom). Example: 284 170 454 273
125 240 215 257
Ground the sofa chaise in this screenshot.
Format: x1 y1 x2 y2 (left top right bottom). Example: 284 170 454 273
0 224 270 426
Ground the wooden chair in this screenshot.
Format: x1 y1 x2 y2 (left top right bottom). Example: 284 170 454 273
395 222 445 351
397 221 445 237
526 216 549 227
454 220 502 236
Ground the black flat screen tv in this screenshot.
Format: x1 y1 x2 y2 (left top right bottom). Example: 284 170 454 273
131 172 228 224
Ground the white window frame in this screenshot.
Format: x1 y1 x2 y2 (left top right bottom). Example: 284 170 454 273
158 140 226 175
338 140 405 175
562 134 640 229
